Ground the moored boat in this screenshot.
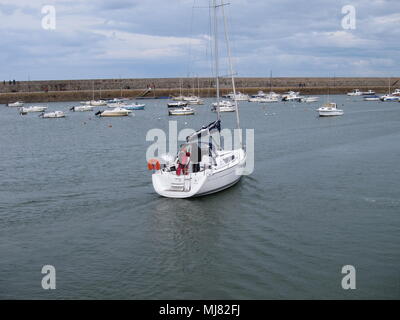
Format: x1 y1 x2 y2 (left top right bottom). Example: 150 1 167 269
122 103 145 110
211 100 236 112
39 111 66 118
19 106 47 114
168 106 195 116
317 103 344 117
70 105 94 112
300 96 319 103
347 89 362 96
168 101 188 108
362 90 376 96
7 101 24 107
95 107 132 117
364 95 380 101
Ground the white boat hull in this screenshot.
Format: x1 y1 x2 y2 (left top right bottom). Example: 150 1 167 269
7 102 24 107
152 149 246 198
40 111 66 118
318 110 344 117
20 106 47 113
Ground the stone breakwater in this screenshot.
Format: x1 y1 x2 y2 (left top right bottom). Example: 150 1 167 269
0 77 398 103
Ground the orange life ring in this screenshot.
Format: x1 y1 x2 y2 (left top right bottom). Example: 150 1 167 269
147 158 161 170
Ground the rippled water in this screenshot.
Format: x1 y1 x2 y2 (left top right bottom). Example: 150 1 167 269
0 95 399 299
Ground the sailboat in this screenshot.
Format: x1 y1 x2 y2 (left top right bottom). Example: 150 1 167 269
148 0 247 198
380 78 400 101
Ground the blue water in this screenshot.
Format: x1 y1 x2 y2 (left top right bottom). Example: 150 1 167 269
0 95 399 299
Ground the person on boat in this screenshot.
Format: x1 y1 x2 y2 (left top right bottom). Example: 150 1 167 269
176 146 190 176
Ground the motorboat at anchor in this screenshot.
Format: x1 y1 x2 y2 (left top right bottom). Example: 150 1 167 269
362 90 376 96
95 107 132 117
39 111 66 118
168 106 195 116
168 101 188 108
364 95 380 101
347 89 362 96
70 105 94 112
317 102 344 117
300 96 319 103
282 91 302 102
211 100 236 112
19 106 48 114
7 101 24 107
185 96 204 105
391 89 400 96
380 94 400 102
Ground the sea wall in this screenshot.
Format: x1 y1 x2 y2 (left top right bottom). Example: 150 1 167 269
0 77 398 103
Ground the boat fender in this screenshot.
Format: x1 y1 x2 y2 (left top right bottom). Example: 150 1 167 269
147 159 161 171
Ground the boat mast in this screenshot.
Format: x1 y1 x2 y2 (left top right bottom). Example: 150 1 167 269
221 0 242 146
270 70 272 93
212 0 221 120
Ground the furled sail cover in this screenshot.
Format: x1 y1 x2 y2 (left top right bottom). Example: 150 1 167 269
186 120 221 143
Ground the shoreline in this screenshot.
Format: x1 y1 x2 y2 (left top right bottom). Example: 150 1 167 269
0 77 398 103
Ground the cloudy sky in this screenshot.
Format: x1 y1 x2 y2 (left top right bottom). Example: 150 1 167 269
0 0 399 80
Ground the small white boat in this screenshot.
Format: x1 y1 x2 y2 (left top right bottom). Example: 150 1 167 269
224 92 249 101
300 96 319 103
185 96 204 105
364 95 380 101
248 96 278 103
7 101 24 107
380 95 400 102
95 107 132 117
172 95 187 101
168 101 188 108
107 97 130 103
107 102 127 108
90 100 107 106
317 103 344 117
347 89 362 96
211 100 236 112
282 91 302 101
168 106 195 116
248 97 266 103
362 90 376 96
40 111 66 118
70 105 94 112
391 89 400 96
20 106 47 114
123 103 145 110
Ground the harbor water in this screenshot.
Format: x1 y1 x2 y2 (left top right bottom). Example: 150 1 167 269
0 95 399 299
